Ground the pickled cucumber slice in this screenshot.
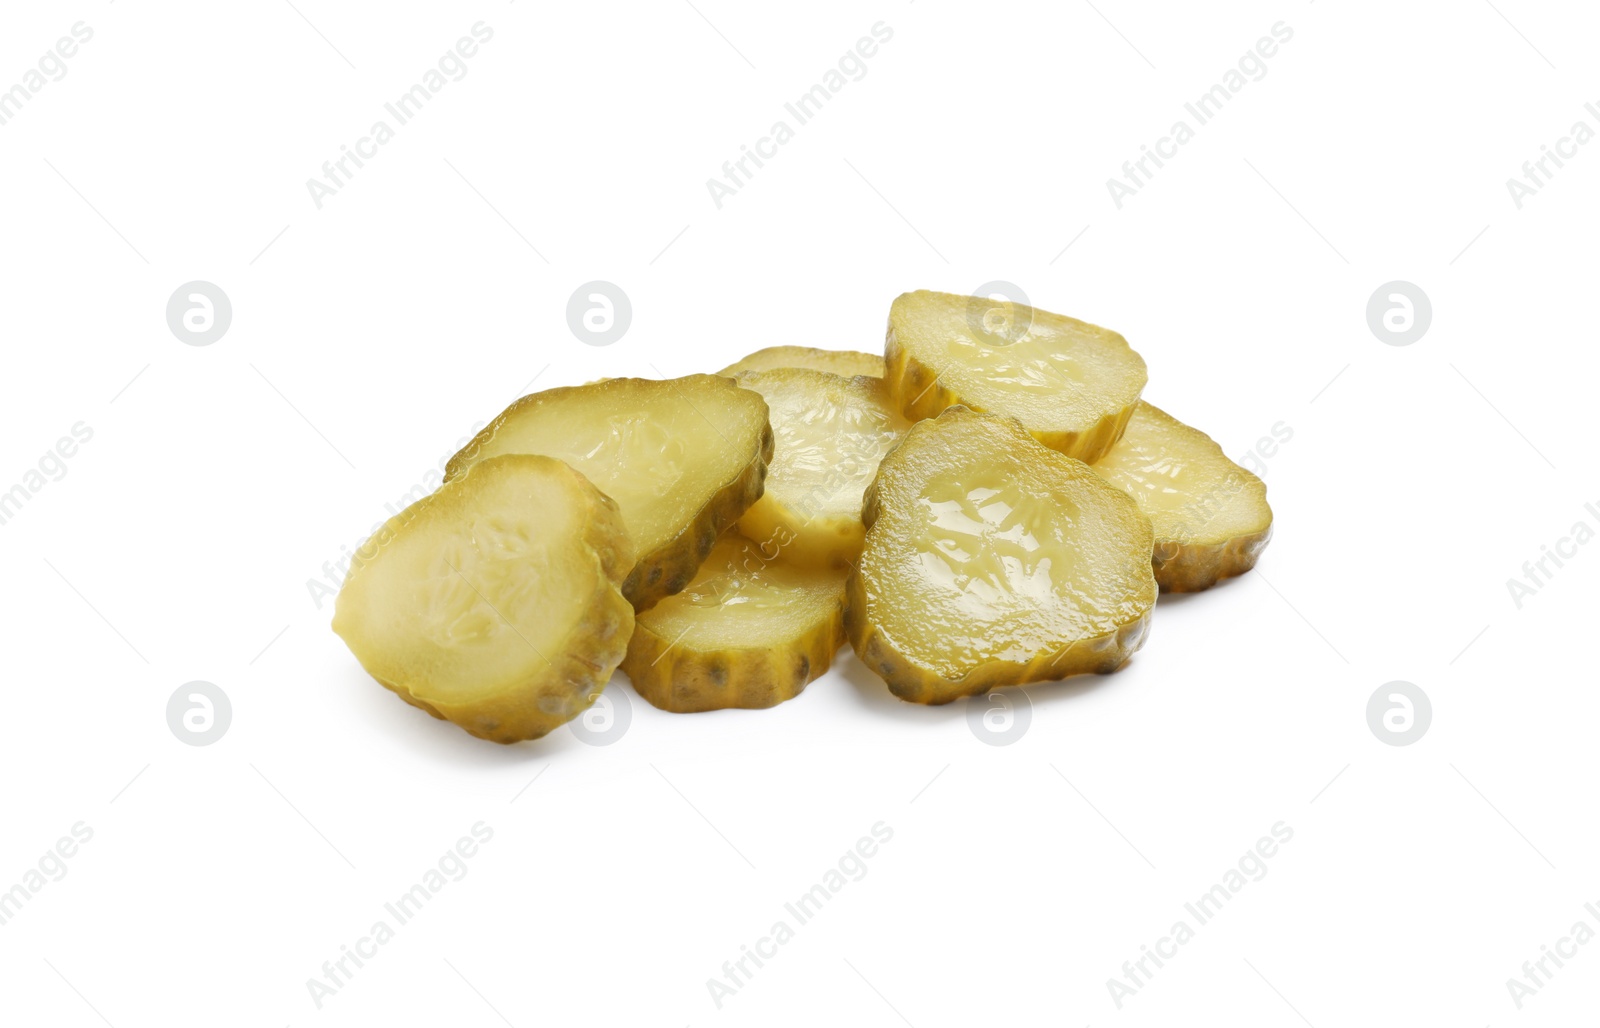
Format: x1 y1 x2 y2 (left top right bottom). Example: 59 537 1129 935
621 534 846 712
1090 402 1272 592
446 376 773 611
732 368 912 569
333 454 635 744
719 345 885 379
885 290 1147 463
848 407 1156 704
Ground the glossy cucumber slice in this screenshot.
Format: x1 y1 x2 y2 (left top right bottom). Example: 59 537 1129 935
848 407 1156 704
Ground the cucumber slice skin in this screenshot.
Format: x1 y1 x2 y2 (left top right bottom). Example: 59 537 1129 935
613 438 771 612
884 290 1146 464
1152 526 1273 593
621 534 847 713
1090 402 1274 592
849 573 1153 705
623 599 846 713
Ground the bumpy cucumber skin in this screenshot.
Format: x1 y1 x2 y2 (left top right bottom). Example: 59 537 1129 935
884 323 1139 466
1154 525 1273 593
1091 402 1274 592
621 590 846 713
846 574 1153 705
337 457 637 744
847 407 1156 705
618 421 774 611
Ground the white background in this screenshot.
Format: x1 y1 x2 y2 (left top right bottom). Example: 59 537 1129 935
1 0 1596 1024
